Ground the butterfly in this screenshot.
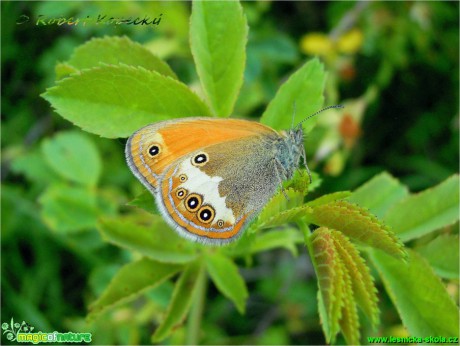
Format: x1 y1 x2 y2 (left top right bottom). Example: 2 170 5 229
125 106 342 245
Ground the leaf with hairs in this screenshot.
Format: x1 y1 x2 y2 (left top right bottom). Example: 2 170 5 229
311 201 406 259
332 231 379 327
256 205 313 230
311 227 344 342
259 188 305 219
282 169 311 195
249 188 306 232
338 259 360 345
307 191 352 208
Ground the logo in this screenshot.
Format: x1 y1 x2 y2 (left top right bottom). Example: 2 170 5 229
2 318 92 344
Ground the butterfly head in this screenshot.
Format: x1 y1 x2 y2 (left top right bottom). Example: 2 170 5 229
276 126 305 179
282 104 344 181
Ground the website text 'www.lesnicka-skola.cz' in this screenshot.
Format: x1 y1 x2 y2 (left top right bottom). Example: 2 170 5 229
368 336 459 344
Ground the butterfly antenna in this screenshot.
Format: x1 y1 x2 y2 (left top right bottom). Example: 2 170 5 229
296 104 344 128
291 102 297 129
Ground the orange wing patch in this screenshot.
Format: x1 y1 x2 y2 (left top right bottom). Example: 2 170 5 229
127 131 167 190
126 118 276 192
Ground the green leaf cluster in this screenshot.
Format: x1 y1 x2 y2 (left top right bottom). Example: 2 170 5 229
10 130 118 234
311 228 378 344
351 173 460 338
38 0 459 344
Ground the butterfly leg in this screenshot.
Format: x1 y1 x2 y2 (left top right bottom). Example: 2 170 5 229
274 158 290 200
300 146 312 183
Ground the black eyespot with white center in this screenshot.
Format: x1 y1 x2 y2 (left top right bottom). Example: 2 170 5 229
179 174 188 182
148 144 160 157
217 220 224 228
192 152 209 166
176 188 187 199
197 205 215 224
185 193 202 212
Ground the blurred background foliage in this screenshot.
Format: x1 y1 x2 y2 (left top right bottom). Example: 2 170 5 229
1 1 458 345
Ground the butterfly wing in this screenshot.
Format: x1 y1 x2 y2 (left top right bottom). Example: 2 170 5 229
125 118 277 194
157 133 282 244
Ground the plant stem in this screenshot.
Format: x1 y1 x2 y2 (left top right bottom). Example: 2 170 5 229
186 265 207 345
298 219 315 263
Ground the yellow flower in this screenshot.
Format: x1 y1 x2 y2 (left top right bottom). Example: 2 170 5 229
300 33 334 56
337 29 363 54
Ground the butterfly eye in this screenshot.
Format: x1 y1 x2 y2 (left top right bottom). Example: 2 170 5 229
197 205 215 224
185 193 202 212
192 152 209 166
148 144 160 157
216 220 224 228
176 188 187 199
179 174 188 182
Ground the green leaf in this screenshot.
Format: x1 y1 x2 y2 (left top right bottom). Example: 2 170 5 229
282 168 311 195
55 62 79 80
348 172 409 218
260 188 305 219
10 149 60 186
250 188 306 232
190 0 248 116
307 171 323 192
88 258 182 320
206 252 248 314
384 175 460 242
152 260 204 342
42 64 211 138
97 212 198 264
249 229 304 256
417 234 459 279
260 58 326 132
2 185 43 238
306 191 352 208
311 227 344 342
256 205 313 230
66 36 177 79
371 249 459 337
332 231 379 327
39 184 98 233
126 190 159 215
41 131 101 187
311 201 406 259
338 260 360 346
